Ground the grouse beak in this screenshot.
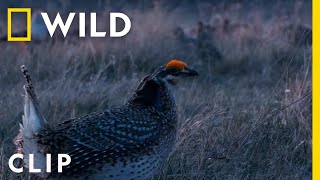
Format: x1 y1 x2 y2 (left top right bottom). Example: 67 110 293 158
182 67 199 77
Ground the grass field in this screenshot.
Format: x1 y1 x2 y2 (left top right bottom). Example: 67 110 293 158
0 1 312 179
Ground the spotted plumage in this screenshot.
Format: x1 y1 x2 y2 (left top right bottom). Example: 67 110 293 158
15 60 198 180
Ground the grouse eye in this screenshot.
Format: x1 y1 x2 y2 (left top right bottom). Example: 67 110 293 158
167 68 179 75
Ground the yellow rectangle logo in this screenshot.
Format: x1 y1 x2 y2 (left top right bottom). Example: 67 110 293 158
7 8 31 41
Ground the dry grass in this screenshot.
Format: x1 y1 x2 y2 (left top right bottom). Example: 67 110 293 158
0 1 311 179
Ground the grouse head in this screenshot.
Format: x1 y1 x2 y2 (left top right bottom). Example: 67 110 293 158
152 59 199 86
129 60 198 111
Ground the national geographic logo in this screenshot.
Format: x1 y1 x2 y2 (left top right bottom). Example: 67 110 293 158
6 8 132 42
7 8 31 41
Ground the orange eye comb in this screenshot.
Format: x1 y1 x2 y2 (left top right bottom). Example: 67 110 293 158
165 60 187 70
